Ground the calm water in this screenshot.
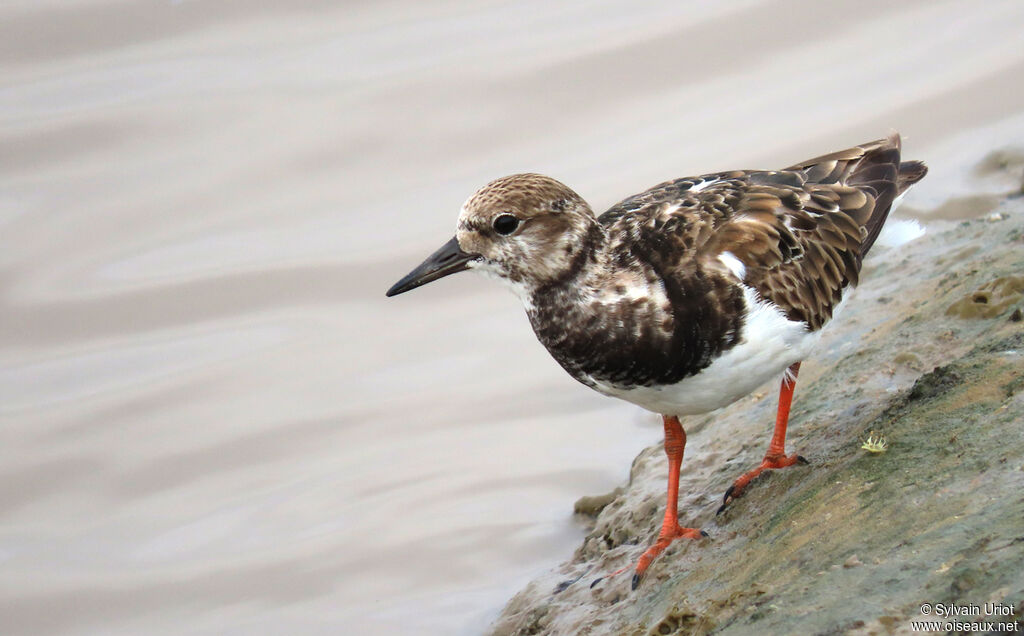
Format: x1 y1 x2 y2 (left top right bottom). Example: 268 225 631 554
2 1 1024 634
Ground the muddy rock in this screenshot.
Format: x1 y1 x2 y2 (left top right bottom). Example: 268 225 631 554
946 276 1024 319
490 195 1024 635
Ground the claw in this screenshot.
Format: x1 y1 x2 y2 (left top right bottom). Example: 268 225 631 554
631 573 641 590
589 577 603 589
555 573 585 593
718 452 809 515
717 485 735 515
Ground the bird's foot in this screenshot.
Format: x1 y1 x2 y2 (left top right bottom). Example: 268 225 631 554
590 525 707 591
716 453 808 515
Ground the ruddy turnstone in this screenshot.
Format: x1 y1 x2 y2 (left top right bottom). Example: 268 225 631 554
386 133 926 589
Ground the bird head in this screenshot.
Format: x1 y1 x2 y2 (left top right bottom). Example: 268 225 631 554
386 174 598 299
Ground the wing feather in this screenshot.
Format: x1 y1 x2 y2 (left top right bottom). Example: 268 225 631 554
599 134 927 330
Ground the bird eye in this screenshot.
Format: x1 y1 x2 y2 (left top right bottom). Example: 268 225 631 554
492 214 520 235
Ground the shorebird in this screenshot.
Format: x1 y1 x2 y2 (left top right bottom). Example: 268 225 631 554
386 134 926 589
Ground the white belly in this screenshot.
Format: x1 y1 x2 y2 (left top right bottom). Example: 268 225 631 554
588 285 827 416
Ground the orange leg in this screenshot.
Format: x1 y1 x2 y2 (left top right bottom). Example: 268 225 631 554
594 415 706 590
717 362 808 515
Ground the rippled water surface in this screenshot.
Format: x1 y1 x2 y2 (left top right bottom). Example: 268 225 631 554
2 1 1024 634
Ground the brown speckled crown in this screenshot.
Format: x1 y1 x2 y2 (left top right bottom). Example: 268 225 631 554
462 173 590 223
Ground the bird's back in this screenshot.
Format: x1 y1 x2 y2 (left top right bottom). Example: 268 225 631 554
598 133 927 330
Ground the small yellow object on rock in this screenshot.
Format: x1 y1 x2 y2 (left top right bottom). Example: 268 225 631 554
861 431 888 453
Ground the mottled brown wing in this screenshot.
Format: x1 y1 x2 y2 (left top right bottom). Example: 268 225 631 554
598 174 727 226
694 134 925 330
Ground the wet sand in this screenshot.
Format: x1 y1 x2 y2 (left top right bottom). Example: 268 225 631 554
2 1 1024 634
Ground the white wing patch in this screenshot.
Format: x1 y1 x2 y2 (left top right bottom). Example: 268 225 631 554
689 178 719 194
718 251 747 280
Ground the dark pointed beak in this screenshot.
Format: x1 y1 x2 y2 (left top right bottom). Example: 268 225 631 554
386 236 476 297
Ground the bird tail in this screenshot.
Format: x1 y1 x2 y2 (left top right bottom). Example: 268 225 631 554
896 159 928 195
852 133 927 256
790 132 927 257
